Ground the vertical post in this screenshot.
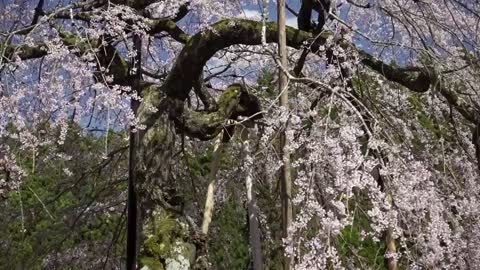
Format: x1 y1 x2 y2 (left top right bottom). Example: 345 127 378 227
201 133 224 235
277 1 292 269
242 127 264 270
386 194 397 270
126 34 142 270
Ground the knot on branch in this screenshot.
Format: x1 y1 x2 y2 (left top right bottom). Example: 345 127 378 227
174 83 262 140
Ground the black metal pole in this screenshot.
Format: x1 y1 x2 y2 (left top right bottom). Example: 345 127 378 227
126 34 142 270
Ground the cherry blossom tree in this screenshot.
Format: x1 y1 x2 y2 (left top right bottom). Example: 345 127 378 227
1 0 480 269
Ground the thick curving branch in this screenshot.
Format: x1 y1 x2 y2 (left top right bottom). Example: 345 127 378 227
137 19 313 138
161 19 313 102
359 50 432 93
147 19 191 43
359 49 480 124
437 84 480 124
1 43 48 61
57 30 132 86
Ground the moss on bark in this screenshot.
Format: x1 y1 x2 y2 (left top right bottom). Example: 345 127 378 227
139 210 196 270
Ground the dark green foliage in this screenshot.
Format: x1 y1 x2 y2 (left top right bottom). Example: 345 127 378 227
255 68 277 98
209 197 250 270
336 197 386 269
185 148 213 177
0 124 128 269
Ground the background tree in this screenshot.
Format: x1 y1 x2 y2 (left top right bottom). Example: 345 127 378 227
1 0 480 269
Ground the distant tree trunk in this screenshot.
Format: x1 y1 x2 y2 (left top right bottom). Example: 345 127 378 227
241 127 264 270
277 1 293 269
201 133 224 235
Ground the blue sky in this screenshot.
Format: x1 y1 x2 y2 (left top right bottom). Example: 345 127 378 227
240 0 303 28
